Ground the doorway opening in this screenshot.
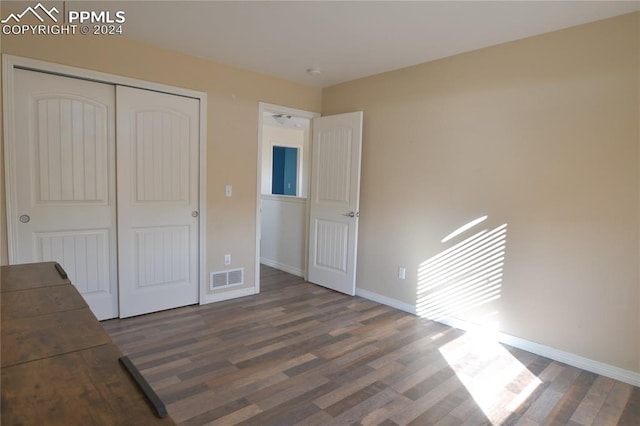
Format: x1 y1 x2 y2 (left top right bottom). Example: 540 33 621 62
256 103 319 292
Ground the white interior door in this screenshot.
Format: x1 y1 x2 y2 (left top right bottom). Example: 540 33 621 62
116 86 199 318
307 111 363 295
10 69 118 319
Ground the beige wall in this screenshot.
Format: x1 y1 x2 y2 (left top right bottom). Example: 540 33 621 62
0 29 322 295
323 13 640 372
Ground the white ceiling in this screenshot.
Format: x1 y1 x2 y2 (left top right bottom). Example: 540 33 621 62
86 1 640 87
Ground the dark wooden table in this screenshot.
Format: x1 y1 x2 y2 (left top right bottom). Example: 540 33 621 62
1 262 175 425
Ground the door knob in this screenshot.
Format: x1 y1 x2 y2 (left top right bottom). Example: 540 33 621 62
19 214 30 223
343 211 356 218
192 210 199 218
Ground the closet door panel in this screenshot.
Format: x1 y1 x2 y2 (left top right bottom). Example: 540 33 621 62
10 69 118 320
116 86 199 318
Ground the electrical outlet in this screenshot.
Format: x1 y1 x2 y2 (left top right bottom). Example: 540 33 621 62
224 254 231 265
398 267 406 280
225 185 232 197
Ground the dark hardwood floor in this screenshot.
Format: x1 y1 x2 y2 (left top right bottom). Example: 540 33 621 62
102 265 640 425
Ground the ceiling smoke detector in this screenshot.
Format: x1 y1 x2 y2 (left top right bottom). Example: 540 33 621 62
306 68 321 77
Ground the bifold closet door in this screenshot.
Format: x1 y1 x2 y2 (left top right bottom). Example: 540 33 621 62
10 69 119 320
116 86 200 318
9 70 200 320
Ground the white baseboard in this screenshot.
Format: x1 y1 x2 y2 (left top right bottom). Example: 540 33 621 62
355 287 640 387
356 288 416 315
201 286 256 304
260 258 304 277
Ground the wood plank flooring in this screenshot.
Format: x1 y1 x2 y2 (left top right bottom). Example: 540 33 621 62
102 266 640 425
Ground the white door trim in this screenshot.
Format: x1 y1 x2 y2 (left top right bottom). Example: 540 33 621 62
2 54 208 306
256 102 319 293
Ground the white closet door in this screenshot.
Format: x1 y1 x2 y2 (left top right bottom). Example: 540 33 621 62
10 69 118 320
116 86 200 318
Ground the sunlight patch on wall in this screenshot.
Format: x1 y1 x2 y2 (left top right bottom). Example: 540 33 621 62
417 219 507 321
439 330 542 423
441 215 488 243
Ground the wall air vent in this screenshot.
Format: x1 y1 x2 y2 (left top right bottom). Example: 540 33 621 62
210 268 244 290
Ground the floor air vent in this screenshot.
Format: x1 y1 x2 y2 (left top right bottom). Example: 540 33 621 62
210 268 244 290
